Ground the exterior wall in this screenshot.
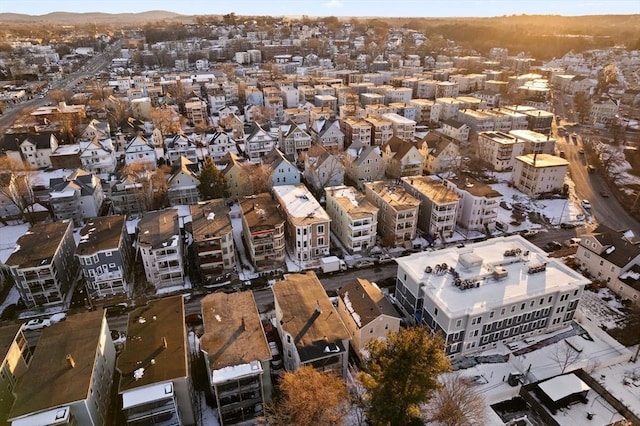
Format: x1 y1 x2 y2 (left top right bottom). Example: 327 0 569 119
194 231 236 279
512 160 568 196
139 239 184 290
0 330 31 424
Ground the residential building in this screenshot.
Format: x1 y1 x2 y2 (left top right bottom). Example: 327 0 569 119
278 122 312 160
417 132 461 175
272 185 331 263
509 129 555 155
394 235 589 358
6 221 76 309
76 215 133 301
79 137 117 176
310 119 345 151
574 225 640 301
0 325 32 424
303 147 345 194
6 133 59 169
137 209 184 290
165 134 198 165
80 119 111 140
167 157 201 207
589 97 619 126
185 99 209 127
117 296 196 426
239 193 286 272
344 145 385 190
0 172 33 222
200 292 272 425
445 176 502 233
380 136 424 179
512 154 569 197
49 169 104 225
382 112 416 142
107 175 148 216
364 181 420 247
262 148 301 187
8 310 115 425
401 176 459 239
363 115 393 147
49 143 81 170
190 200 236 282
477 131 524 171
337 278 400 361
272 272 350 377
206 130 238 161
325 185 378 254
341 117 372 148
124 134 157 169
439 119 470 143
245 123 276 162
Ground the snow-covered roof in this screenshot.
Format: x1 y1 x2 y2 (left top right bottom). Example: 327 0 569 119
211 361 262 385
122 381 174 409
538 373 590 402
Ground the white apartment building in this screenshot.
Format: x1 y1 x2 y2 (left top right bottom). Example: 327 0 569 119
363 116 393 147
477 131 524 171
272 185 331 263
245 123 277 162
325 185 378 254
342 117 373 147
394 235 589 358
185 99 208 127
137 209 185 290
512 154 569 197
509 129 556 155
401 176 459 239
364 181 420 247
445 177 502 233
79 138 117 176
124 134 157 169
382 112 416 142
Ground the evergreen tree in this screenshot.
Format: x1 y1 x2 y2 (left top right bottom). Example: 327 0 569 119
358 327 450 426
197 157 229 200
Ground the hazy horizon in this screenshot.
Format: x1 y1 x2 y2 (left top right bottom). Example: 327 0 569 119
1 0 638 18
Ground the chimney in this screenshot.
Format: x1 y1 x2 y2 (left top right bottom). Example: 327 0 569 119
66 354 75 368
316 300 322 314
162 337 167 349
241 316 246 331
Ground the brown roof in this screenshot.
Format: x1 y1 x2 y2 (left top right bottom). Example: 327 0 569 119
365 181 421 211
403 176 459 204
190 200 233 242
240 193 285 233
117 296 188 392
9 310 106 420
447 176 503 198
75 215 126 256
137 209 180 249
338 278 400 327
200 292 271 370
272 272 349 360
5 221 72 269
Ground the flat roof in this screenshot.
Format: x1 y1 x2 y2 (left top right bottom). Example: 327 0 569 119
325 186 378 219
272 272 349 360
446 176 503 198
402 176 459 204
76 215 126 256
239 193 285 232
365 181 421 211
117 296 188 393
272 185 330 225
190 200 233 242
199 292 271 372
137 209 180 249
509 129 553 143
5 221 71 269
538 373 590 402
396 235 590 316
516 153 569 168
8 310 106 420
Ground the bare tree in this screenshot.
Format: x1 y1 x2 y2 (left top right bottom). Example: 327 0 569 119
550 341 582 374
120 161 171 211
426 372 486 426
597 142 627 183
150 106 184 138
0 157 39 224
239 163 272 196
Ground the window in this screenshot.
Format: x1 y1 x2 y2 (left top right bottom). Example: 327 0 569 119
456 319 462 327
105 251 112 257
318 225 324 234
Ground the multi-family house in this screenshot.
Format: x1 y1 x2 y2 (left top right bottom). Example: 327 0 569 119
574 225 640 301
49 143 81 170
382 112 416 142
7 310 116 425
380 136 424 179
394 236 589 358
337 278 400 361
200 292 272 425
239 193 286 272
124 134 157 170
185 99 209 128
445 176 502 233
439 119 470 143
304 147 345 194
6 221 76 309
107 174 149 216
310 119 345 151
117 296 196 426
512 154 569 197
363 115 393 147
477 131 524 171
401 176 459 239
417 132 461 175
364 181 420 247
510 129 555 155
4 133 59 169
167 157 201 207
0 325 32 424
75 215 133 302
79 137 117 176
245 122 277 162
272 185 331 263
165 134 198 165
190 200 236 282
262 148 301 187
341 117 372 148
589 97 619 126
278 121 312 160
206 130 238 161
0 172 33 222
272 271 350 378
344 145 385 190
325 185 378 253
49 169 104 225
137 209 184 290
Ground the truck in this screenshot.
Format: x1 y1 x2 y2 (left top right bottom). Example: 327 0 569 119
320 256 347 274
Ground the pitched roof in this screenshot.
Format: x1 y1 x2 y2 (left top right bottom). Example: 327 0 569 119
76 215 126 256
338 278 399 328
587 224 640 268
5 221 72 269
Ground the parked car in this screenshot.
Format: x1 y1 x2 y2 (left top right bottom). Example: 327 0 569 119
599 191 609 198
354 259 375 269
546 241 563 251
23 318 50 331
49 313 67 323
581 199 591 210
520 230 539 239
560 222 578 229
375 253 395 264
105 303 129 317
499 201 513 210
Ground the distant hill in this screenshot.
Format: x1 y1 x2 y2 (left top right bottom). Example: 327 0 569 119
0 10 191 24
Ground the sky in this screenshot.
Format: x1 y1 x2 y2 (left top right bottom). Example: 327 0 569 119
1 0 638 18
